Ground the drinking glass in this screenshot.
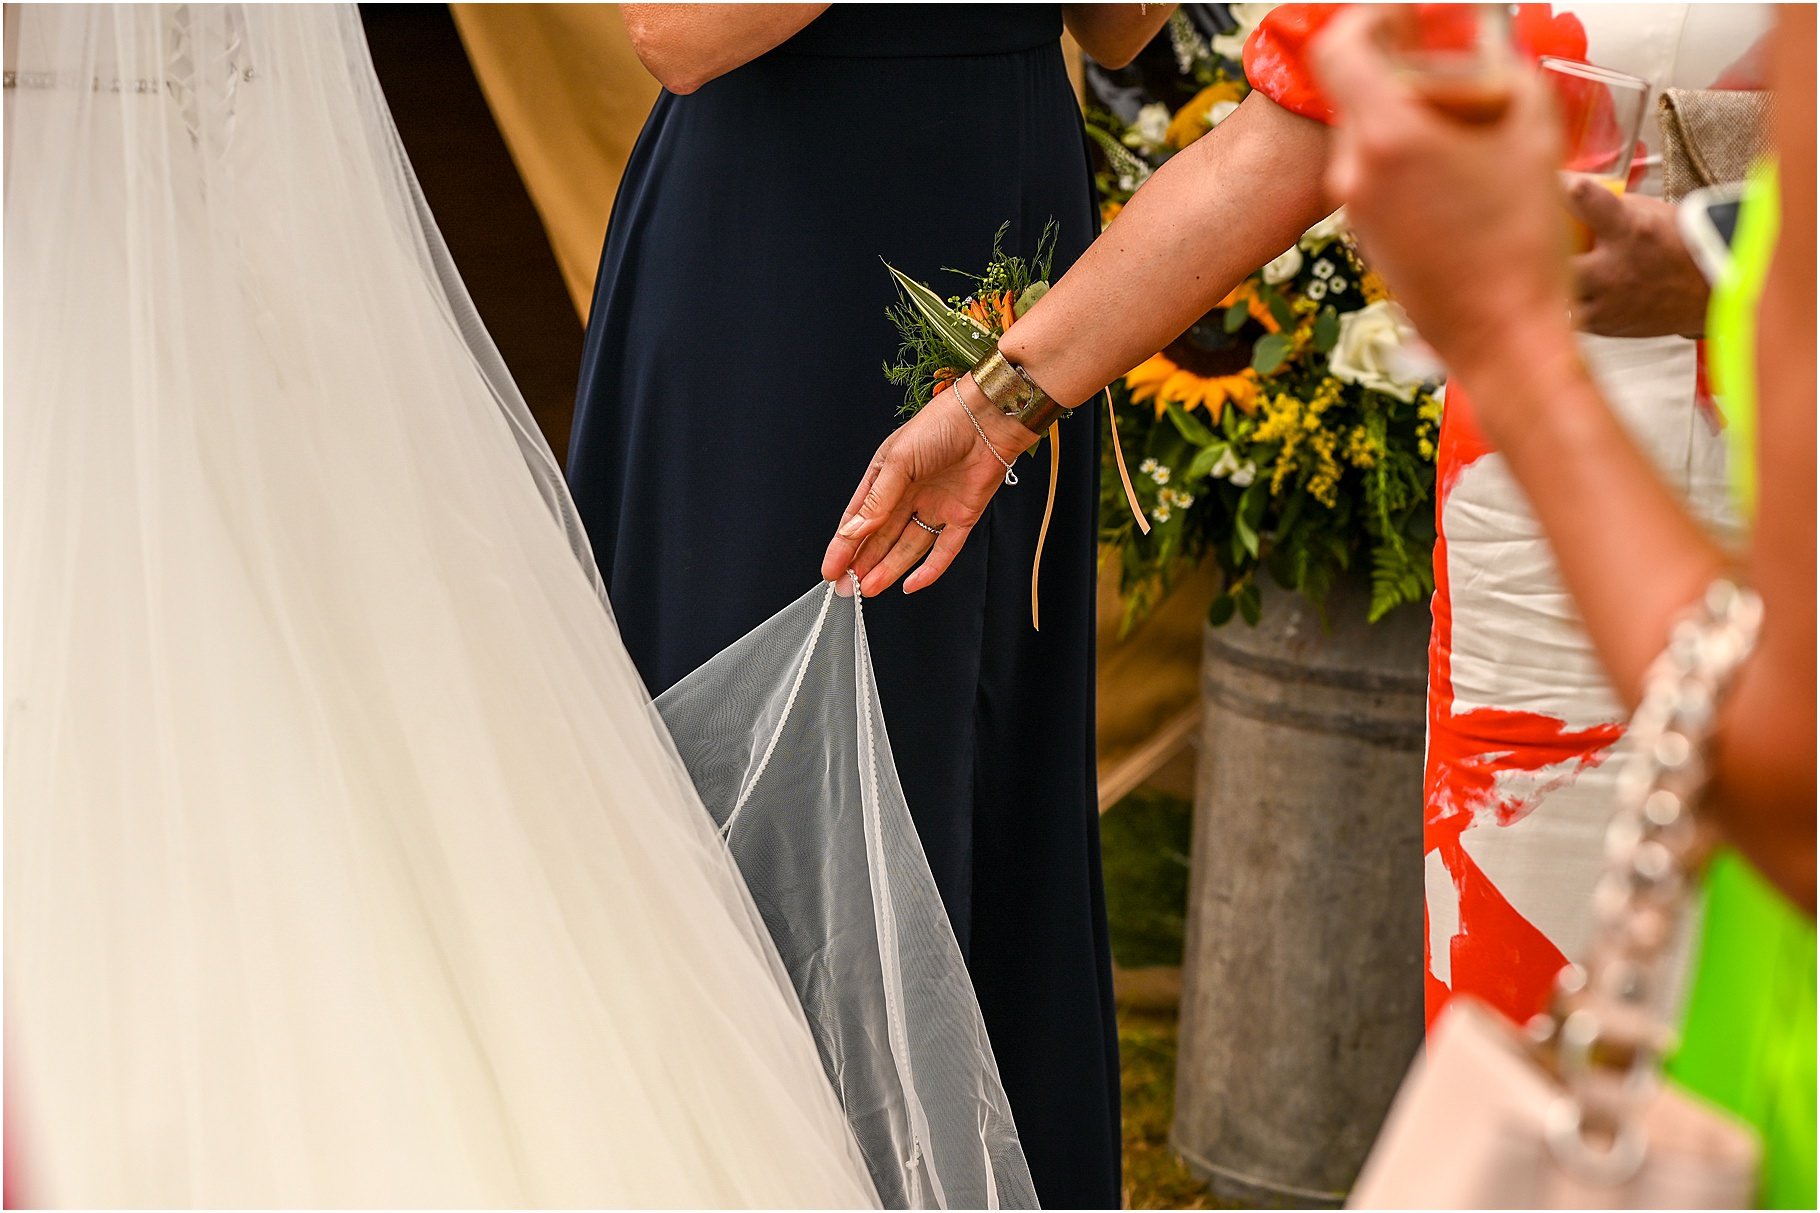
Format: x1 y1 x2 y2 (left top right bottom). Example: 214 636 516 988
1394 5 1518 124
1539 56 1650 248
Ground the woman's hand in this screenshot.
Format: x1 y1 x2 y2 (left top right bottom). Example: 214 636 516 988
820 377 1039 597
1312 8 1576 444
1566 182 1710 339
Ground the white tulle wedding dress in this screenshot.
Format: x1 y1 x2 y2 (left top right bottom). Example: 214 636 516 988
4 5 1033 1208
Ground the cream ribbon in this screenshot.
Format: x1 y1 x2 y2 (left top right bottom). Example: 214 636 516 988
1028 389 1149 631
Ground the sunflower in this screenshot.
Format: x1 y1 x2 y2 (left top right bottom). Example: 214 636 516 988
1165 81 1247 150
1124 282 1280 421
1125 347 1260 422
1219 280 1280 334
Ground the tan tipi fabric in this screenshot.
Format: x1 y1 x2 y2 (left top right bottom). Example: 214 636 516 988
451 4 658 319
450 8 1089 323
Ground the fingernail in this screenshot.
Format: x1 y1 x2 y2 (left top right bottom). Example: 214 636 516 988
838 516 863 538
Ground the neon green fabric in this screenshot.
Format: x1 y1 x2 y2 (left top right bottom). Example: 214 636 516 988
1706 167 1779 516
1664 162 1818 1210
1671 854 1817 1208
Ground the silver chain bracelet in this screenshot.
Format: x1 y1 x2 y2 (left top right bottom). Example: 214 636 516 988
1531 577 1764 1184
952 379 1019 487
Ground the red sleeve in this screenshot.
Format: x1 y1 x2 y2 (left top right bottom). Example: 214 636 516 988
1240 4 1346 124
1242 4 1592 126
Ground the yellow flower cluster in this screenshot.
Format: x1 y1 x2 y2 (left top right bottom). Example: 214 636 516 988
1416 393 1443 460
1252 377 1347 506
1345 424 1382 469
1307 431 1342 506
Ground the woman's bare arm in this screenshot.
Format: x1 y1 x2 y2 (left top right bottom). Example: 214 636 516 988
1711 10 1817 904
1314 7 1815 908
1062 4 1177 70
1001 91 1332 405
620 4 828 95
822 90 1333 592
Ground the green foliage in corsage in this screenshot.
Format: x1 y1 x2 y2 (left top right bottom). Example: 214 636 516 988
883 221 1058 416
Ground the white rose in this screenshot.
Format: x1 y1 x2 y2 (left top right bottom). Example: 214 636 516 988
1298 207 1349 250
1261 245 1303 284
1228 3 1279 32
1229 461 1258 488
1327 301 1425 403
1213 2 1277 54
1126 103 1171 151
1206 99 1242 128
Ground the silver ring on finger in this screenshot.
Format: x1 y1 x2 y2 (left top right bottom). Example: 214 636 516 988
909 512 945 537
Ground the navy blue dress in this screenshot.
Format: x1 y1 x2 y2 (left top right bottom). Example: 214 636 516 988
568 7 1118 1205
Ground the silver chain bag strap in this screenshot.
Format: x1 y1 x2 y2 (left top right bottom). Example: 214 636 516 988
1350 579 1765 1209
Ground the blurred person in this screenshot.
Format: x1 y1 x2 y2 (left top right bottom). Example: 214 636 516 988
1312 6 1814 1204
824 1 1772 1036
566 7 1172 1204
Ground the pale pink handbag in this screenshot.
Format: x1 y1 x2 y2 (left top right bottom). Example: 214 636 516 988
1351 582 1766 1210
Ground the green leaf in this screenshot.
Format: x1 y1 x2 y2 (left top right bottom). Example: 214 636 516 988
1234 510 1260 558
1237 582 1262 626
1264 549 1297 590
884 261 996 365
1259 284 1297 332
1239 480 1269 528
1251 332 1293 376
1164 403 1218 447
1118 582 1152 638
1185 441 1228 484
1313 305 1341 354
1367 539 1437 622
1275 486 1308 536
1014 281 1050 316
1207 593 1237 627
1223 301 1251 334
1084 124 1153 191
1329 532 1354 570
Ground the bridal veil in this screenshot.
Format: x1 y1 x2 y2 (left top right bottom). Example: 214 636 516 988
4 5 1033 1207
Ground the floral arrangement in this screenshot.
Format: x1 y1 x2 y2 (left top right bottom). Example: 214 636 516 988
1089 8 1443 634
881 221 1057 416
880 222 1130 632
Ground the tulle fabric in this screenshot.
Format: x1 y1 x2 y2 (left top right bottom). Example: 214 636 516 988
659 584 1038 1210
5 5 1027 1206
